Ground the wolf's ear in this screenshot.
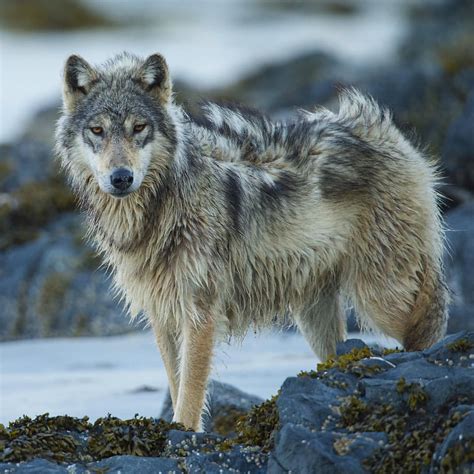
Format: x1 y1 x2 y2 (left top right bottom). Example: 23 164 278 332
63 55 98 112
138 54 172 103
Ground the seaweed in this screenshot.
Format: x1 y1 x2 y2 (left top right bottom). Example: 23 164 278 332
396 377 429 411
1 413 184 464
446 338 474 353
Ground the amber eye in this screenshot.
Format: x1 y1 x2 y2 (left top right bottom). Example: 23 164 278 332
133 123 147 133
90 126 103 135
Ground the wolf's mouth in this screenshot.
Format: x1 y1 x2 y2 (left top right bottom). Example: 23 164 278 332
110 190 133 199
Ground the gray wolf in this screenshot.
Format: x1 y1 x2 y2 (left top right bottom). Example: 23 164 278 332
55 52 448 431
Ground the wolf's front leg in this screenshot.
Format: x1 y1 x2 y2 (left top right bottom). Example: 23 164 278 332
151 322 180 409
173 314 215 431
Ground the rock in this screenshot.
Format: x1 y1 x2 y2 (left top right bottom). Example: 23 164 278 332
336 338 368 356
0 459 69 473
382 351 422 365
378 357 451 382
0 140 55 193
431 411 474 473
425 374 474 411
0 0 117 31
424 330 474 366
0 214 143 340
445 203 474 332
268 425 365 474
442 90 474 192
160 379 263 436
277 377 343 430
357 379 403 408
165 430 224 457
85 455 182 474
185 446 267 474
213 50 346 114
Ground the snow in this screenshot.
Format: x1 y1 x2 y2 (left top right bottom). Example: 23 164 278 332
0 330 397 424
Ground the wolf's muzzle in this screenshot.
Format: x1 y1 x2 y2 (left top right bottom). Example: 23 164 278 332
110 168 134 191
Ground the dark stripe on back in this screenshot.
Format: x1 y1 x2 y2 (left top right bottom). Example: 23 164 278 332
259 170 301 210
224 168 243 235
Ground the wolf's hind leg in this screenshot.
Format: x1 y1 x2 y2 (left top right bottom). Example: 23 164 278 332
173 313 215 431
352 263 448 351
294 286 346 361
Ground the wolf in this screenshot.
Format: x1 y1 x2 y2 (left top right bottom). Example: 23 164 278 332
55 52 448 431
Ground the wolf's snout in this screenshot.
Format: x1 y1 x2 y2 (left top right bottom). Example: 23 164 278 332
110 168 134 191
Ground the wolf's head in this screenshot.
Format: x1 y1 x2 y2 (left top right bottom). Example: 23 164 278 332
57 52 177 198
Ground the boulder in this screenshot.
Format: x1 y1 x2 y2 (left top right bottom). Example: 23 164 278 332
0 214 142 340
443 90 474 192
444 202 474 332
160 379 263 436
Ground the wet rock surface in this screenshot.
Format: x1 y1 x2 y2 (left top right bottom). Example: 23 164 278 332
1 334 473 473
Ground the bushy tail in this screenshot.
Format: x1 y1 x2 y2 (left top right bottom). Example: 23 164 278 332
335 87 409 149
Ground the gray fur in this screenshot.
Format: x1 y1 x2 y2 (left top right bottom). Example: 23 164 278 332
56 52 449 431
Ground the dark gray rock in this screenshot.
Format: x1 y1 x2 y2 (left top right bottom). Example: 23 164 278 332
357 379 403 408
341 432 387 460
445 204 474 333
424 331 473 356
216 50 345 114
383 351 422 365
0 459 68 473
431 411 474 473
165 430 224 457
350 357 395 377
0 104 60 193
85 455 182 474
268 424 365 474
378 357 451 382
185 446 267 474
0 214 143 340
443 91 474 191
336 338 367 356
160 379 262 435
424 330 474 369
425 374 474 411
0 140 54 193
277 377 342 430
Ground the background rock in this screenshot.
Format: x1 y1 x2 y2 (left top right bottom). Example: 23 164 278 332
444 202 474 332
0 214 143 339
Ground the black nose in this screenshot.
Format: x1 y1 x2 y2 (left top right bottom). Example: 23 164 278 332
110 168 133 191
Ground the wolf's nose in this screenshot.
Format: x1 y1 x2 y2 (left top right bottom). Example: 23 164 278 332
110 168 133 191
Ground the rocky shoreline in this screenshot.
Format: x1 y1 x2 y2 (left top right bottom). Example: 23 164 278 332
1 332 472 473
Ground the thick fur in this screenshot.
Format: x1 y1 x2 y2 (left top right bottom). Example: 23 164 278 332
56 52 448 431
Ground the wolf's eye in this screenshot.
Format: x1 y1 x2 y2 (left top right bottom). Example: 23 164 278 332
133 123 147 133
90 126 103 135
